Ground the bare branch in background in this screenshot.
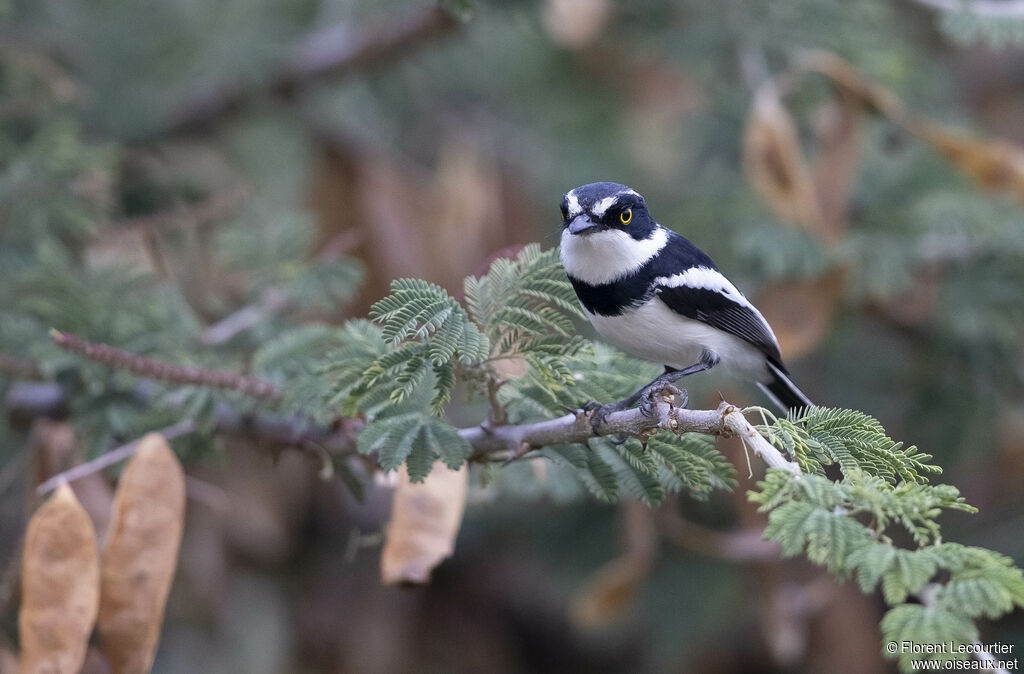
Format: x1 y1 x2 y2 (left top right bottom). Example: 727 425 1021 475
160 6 461 136
35 420 196 497
200 288 291 346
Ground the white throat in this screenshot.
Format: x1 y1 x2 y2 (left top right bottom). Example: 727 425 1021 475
560 226 668 285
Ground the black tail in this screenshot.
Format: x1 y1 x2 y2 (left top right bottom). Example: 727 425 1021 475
757 361 814 414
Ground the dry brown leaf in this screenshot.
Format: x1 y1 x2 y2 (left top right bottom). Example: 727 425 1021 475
98 433 185 674
913 121 1024 200
18 482 100 674
798 50 1024 203
381 462 468 585
795 50 907 121
757 269 847 360
743 83 823 233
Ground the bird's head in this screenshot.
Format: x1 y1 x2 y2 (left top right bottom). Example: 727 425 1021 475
559 182 667 285
559 182 656 241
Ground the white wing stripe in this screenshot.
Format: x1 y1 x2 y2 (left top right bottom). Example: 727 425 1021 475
655 267 754 311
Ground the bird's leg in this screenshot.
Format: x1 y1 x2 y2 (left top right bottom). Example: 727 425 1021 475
586 352 719 431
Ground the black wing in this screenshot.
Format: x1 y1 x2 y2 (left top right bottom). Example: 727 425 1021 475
655 283 783 367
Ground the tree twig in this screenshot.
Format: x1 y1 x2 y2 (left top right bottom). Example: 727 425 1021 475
200 288 292 346
462 399 801 474
159 5 460 136
35 419 197 496
484 375 508 427
50 330 280 399
11 376 797 500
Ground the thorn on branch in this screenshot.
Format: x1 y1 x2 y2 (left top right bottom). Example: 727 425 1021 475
485 375 508 427
50 329 280 399
501 440 534 467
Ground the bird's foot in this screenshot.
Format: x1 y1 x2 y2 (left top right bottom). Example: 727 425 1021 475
584 381 690 432
639 382 688 417
583 400 630 433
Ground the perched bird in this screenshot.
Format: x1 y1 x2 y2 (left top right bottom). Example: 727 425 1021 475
558 181 812 421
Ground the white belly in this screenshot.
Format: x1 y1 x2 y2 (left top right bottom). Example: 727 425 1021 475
584 299 769 382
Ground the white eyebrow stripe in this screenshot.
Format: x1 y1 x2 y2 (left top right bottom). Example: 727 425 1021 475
592 195 618 217
566 190 582 217
591 189 641 218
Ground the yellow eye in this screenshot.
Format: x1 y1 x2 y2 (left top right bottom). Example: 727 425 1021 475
620 208 632 225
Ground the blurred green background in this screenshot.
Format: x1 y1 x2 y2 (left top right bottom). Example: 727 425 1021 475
2 0 1024 671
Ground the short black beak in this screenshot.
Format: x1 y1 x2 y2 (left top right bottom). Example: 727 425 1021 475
568 215 598 235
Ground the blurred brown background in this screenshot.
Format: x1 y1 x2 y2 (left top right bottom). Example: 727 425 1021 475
3 0 1024 672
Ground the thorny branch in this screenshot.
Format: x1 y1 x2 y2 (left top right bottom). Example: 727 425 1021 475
462 399 800 473
50 330 280 399
5 331 800 498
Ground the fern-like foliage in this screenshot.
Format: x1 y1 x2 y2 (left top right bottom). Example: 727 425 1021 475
251 323 350 423
356 405 471 482
285 258 365 313
536 433 736 506
465 244 590 393
756 406 941 482
363 278 489 413
465 244 586 357
751 469 1024 672
503 342 660 421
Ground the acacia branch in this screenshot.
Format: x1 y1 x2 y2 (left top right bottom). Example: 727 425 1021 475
33 332 798 473
14 334 799 492
463 399 801 474
50 330 280 399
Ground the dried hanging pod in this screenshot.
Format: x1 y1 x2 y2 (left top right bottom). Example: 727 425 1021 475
19 482 100 674
381 462 468 584
98 433 186 674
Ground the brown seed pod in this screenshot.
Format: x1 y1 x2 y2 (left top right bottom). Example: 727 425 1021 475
98 433 185 674
19 482 100 674
381 462 467 585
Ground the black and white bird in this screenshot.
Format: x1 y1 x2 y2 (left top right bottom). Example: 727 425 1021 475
559 181 813 420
